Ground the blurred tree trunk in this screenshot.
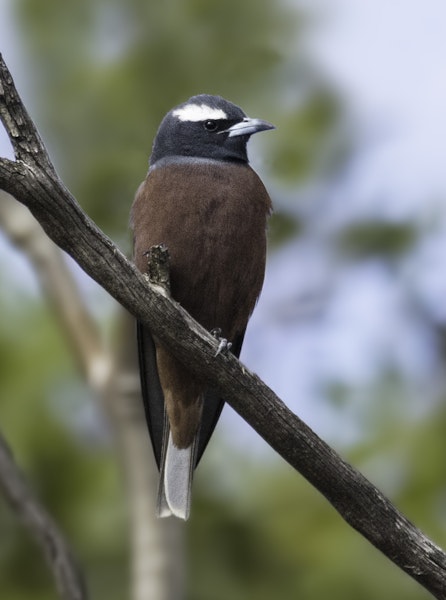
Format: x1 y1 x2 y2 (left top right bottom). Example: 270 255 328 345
110 310 184 600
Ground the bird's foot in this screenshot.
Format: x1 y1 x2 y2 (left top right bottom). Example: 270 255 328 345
211 328 232 357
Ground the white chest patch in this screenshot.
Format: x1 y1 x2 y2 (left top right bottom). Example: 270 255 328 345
172 103 228 122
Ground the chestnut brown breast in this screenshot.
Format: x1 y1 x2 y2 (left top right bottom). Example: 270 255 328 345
131 160 271 341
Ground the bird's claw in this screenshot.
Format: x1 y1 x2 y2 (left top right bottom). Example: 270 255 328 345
215 338 232 357
211 328 232 357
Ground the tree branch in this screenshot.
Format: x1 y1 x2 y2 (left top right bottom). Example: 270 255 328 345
0 432 87 600
0 191 105 386
1 53 445 599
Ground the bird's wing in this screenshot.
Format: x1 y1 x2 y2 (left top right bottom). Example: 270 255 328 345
137 321 166 468
195 330 245 465
137 321 246 470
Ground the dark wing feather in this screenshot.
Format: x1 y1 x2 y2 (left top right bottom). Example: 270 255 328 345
137 321 246 470
137 321 165 468
195 330 246 466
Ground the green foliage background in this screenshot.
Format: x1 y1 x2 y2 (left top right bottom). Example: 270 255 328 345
0 1 444 599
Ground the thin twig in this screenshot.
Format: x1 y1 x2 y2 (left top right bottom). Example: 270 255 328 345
0 432 87 600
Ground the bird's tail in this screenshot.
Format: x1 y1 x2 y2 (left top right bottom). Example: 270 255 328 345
157 428 197 520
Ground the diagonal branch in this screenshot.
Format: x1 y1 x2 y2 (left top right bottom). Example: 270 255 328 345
1 53 446 599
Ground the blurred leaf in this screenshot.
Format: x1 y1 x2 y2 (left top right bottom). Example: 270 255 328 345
268 211 301 248
269 90 340 183
339 221 418 257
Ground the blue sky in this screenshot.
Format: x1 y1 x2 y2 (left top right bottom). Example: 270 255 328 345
309 0 446 211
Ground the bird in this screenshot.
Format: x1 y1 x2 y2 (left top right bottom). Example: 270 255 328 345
130 94 274 520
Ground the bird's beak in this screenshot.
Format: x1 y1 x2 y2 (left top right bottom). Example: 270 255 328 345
224 117 275 138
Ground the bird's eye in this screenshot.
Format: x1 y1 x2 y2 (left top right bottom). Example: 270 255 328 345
203 120 218 132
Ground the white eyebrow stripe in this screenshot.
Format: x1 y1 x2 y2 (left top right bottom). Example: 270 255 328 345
172 104 228 122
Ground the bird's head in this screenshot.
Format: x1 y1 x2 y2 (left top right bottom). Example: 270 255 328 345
150 94 274 166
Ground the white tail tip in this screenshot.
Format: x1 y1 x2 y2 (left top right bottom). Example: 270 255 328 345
157 433 194 520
